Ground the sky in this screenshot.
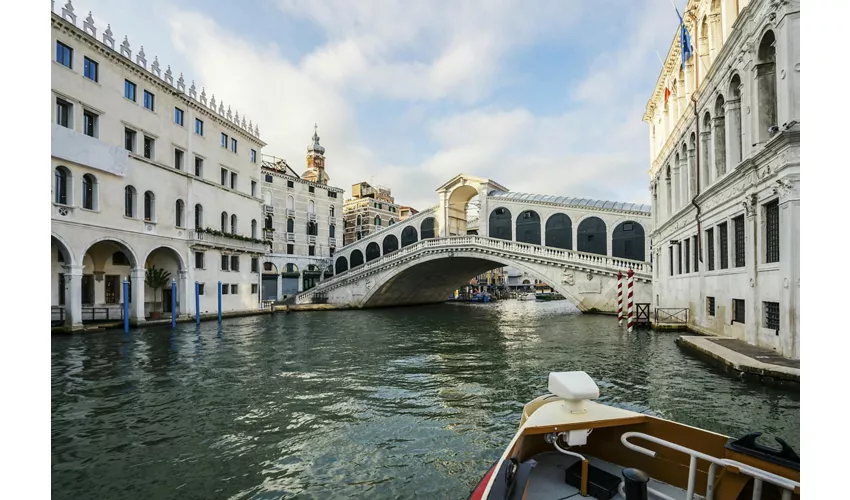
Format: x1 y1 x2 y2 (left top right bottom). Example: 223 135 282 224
61 0 688 211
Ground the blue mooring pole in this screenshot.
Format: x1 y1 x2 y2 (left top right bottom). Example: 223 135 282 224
171 279 177 329
123 280 130 333
195 281 201 326
217 281 222 324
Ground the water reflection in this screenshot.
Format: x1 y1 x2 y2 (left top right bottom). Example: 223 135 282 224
52 301 799 499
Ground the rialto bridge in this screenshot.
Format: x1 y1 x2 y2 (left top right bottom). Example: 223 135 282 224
297 174 654 312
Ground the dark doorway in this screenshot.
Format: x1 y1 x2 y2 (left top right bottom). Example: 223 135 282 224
105 275 120 304
81 275 95 305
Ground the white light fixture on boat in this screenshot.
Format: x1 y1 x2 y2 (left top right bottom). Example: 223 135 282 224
548 371 600 414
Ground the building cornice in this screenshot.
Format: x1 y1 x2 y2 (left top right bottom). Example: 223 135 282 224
485 196 651 219
261 165 344 193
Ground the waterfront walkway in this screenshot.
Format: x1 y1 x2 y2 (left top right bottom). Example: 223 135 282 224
676 336 800 388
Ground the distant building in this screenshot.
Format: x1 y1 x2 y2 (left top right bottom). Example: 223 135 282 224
399 206 418 221
645 0 799 358
342 182 403 246
260 126 344 300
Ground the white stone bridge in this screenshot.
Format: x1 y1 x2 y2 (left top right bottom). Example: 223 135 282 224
297 174 654 312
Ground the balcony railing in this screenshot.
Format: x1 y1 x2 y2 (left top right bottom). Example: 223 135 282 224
286 232 296 242
263 229 274 240
308 213 317 221
189 230 270 253
286 209 295 218
328 237 336 246
263 204 274 214
307 235 317 244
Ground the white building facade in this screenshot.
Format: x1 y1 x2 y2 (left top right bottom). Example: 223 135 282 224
644 0 800 358
259 129 344 301
51 6 268 330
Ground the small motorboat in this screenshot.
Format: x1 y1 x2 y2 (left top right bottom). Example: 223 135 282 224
517 292 537 301
469 371 800 500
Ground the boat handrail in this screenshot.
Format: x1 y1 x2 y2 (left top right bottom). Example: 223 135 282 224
621 431 800 500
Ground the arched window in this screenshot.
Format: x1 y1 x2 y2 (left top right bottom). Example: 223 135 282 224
194 204 203 230
515 210 541 245
287 195 295 210
612 221 646 261
366 242 380 262
664 165 672 218
307 221 317 236
714 95 727 178
383 234 399 254
728 74 743 167
420 217 436 240
329 224 336 238
251 219 257 239
577 216 607 256
389 218 395 225
143 191 155 221
356 215 362 226
701 112 713 187
54 167 70 205
221 211 228 233
756 30 777 143
81 173 96 210
308 200 315 215
401 226 418 247
287 218 294 233
231 214 238 234
330 206 335 218
374 215 381 227
175 199 185 227
124 186 136 218
489 208 512 241
545 213 572 250
265 214 273 230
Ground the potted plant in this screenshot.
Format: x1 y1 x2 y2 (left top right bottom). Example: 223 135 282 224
145 265 172 320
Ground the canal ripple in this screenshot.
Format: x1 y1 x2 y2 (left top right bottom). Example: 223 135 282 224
51 300 799 499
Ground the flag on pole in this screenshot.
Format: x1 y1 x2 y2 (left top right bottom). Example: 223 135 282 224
672 1 693 69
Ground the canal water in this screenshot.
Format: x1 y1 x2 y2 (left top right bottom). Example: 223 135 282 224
51 301 800 499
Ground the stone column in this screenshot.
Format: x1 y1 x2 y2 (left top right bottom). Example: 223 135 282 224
776 178 800 359
177 269 189 317
712 116 727 178
687 147 696 201
679 157 689 208
725 99 742 170
709 13 722 63
130 267 146 324
478 187 489 238
64 264 84 330
742 193 758 347
700 131 712 188
672 166 680 212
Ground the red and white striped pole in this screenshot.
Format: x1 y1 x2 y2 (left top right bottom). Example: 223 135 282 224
628 268 635 333
617 271 623 326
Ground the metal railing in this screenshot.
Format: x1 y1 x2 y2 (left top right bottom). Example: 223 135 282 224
655 308 689 325
263 204 274 214
286 233 296 242
621 432 800 500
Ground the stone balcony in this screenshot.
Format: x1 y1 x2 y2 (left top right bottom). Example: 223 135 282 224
189 230 269 254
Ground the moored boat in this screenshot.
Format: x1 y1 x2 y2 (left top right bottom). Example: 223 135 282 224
469 371 800 500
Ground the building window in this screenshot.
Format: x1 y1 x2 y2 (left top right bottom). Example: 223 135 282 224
329 248 335 257
684 238 690 273
174 149 184 170
706 228 715 271
308 245 315 256
230 284 238 294
764 199 780 263
693 235 699 272
764 301 780 331
668 246 673 276
124 128 136 152
83 57 98 81
124 80 136 101
143 191 155 221
230 255 240 272
143 90 155 111
194 118 204 136
309 186 315 194
56 41 73 68
251 284 258 294
230 172 238 190
733 215 745 267
287 180 294 188
330 206 335 217
198 283 205 295
251 219 257 239
328 191 337 198
221 133 228 148
124 186 136 217
195 251 205 269
143 136 155 159
220 168 228 186
251 180 257 197
221 254 230 271
329 225 335 238
83 110 97 138
221 211 228 233
732 299 745 324
81 174 96 210
251 257 259 273
56 98 72 128
174 107 184 126
718 222 729 269
194 204 203 230
175 199 185 227
54 167 69 205
264 174 273 183
706 296 715 317
222 284 229 295
194 156 203 177
265 215 274 230
374 216 381 227
230 138 238 153
250 149 257 163
231 214 238 234
676 243 682 275
287 244 294 255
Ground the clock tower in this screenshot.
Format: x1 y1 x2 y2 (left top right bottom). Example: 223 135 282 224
303 124 329 185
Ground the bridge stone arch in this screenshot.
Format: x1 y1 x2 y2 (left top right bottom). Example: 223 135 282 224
436 174 509 238
488 207 512 241
365 242 381 262
516 210 541 245
383 234 399 254
401 226 418 247
351 249 365 268
420 217 437 239
577 216 607 256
